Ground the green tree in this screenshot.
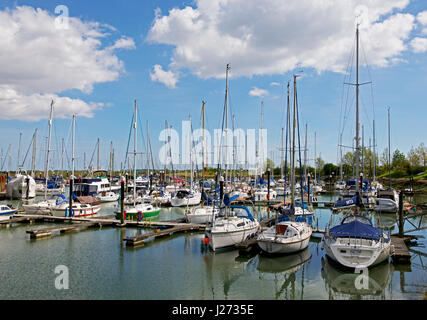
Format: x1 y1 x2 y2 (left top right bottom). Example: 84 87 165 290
323 163 338 177
265 158 275 171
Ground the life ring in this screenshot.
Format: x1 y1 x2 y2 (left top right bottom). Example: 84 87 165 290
136 211 143 221
123 210 127 220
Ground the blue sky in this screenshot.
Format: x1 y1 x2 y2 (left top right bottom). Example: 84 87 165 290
0 0 426 172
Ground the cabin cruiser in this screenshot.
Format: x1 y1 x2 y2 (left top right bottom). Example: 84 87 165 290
73 177 120 198
186 205 220 224
334 180 346 191
96 191 120 203
170 189 201 207
253 187 277 202
374 189 399 213
0 204 17 217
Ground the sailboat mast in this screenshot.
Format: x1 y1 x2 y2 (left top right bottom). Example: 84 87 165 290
291 75 298 220
373 119 376 181
202 101 206 207
72 114 75 179
281 127 284 180
134 100 137 206
388 107 391 189
314 131 317 182
355 25 361 193
31 129 37 177
224 64 230 184
44 100 54 200
17 132 22 172
304 123 307 184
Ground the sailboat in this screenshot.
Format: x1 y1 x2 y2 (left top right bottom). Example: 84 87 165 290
171 115 202 207
374 108 399 213
114 100 160 220
50 115 101 217
204 64 260 251
322 25 391 269
258 76 312 254
187 101 219 223
24 101 63 214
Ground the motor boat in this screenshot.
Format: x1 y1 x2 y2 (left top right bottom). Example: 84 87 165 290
374 189 399 213
171 189 201 207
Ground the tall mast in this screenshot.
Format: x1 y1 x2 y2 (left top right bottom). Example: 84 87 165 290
224 64 230 184
304 123 308 184
287 83 291 184
388 107 391 189
339 133 343 180
97 138 100 170
373 119 376 181
291 75 299 220
189 114 193 190
147 120 150 179
164 120 168 184
260 101 264 176
17 132 22 172
202 101 206 207
281 127 284 180
134 100 137 206
72 114 75 179
314 131 317 182
44 100 54 200
31 129 37 177
355 25 361 193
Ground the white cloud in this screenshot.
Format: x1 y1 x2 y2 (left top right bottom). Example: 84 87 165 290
0 6 135 121
0 85 103 122
416 10 427 35
410 37 427 53
107 36 136 51
249 87 269 97
150 64 179 88
147 0 416 79
270 82 280 87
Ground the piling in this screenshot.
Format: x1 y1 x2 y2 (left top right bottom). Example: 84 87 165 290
120 180 125 224
69 178 73 217
398 190 404 238
26 177 29 200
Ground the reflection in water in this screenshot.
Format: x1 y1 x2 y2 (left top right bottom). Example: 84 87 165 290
373 213 398 231
203 249 249 299
321 257 394 299
249 248 312 299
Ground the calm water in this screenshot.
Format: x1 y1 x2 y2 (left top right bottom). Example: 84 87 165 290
0 193 426 300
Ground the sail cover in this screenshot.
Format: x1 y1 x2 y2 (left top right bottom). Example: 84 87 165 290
329 219 382 240
333 193 361 209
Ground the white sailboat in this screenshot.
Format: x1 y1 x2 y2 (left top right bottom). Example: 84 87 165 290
204 64 260 251
114 100 161 220
323 25 391 269
258 76 312 254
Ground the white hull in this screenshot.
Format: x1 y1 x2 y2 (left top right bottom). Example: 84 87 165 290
207 218 259 251
186 206 218 224
51 205 101 217
171 192 201 207
374 199 398 213
323 235 391 269
257 222 312 254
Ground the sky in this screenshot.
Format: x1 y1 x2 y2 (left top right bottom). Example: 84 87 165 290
0 0 426 173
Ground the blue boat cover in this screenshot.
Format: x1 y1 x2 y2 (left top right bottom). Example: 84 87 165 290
333 193 361 208
329 219 382 240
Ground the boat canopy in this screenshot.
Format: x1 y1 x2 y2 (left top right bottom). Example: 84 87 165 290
230 205 255 222
329 218 382 240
